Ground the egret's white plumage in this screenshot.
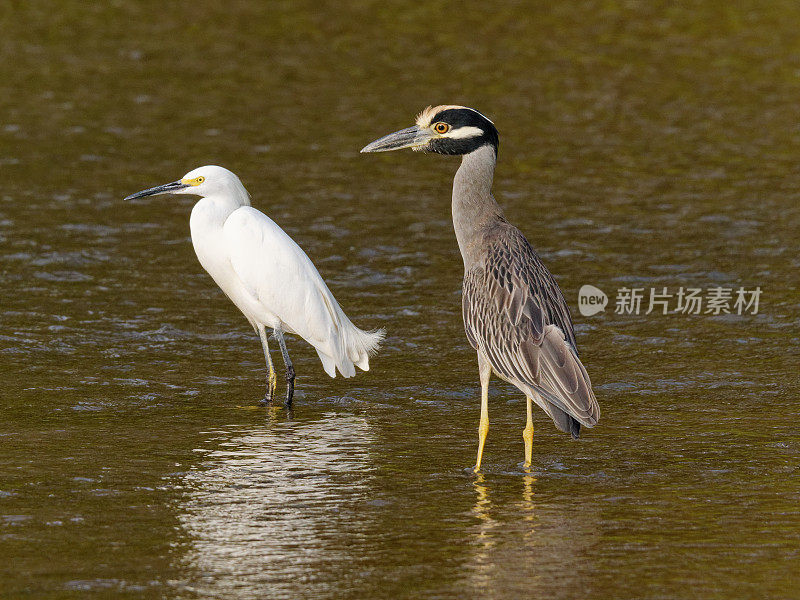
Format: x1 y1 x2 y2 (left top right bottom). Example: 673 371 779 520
125 165 383 403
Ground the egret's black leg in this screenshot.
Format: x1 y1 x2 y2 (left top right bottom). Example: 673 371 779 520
274 328 295 407
257 325 277 406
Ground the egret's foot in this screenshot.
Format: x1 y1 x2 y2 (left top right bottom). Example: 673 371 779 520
269 370 278 398
259 367 278 406
258 396 278 407
284 365 295 407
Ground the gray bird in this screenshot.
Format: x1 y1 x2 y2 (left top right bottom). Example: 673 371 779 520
362 105 599 472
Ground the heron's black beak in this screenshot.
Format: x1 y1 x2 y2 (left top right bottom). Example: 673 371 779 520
124 180 189 201
360 126 435 153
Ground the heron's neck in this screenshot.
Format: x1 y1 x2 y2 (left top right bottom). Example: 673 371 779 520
452 144 503 266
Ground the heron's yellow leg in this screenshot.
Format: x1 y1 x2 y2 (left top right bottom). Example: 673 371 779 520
474 396 489 473
523 396 534 471
473 356 492 473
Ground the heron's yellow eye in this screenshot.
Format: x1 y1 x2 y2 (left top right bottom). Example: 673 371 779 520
434 122 450 134
196 176 205 184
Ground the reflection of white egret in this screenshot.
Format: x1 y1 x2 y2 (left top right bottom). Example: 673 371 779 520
125 166 383 406
177 414 375 596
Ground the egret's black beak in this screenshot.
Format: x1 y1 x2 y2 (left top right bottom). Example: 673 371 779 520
124 180 189 201
360 125 435 153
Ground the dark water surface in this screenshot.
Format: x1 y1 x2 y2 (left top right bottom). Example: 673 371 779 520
2 2 799 598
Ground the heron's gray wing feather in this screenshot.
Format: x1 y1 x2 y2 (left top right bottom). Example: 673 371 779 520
536 397 582 438
536 325 599 426
462 224 599 428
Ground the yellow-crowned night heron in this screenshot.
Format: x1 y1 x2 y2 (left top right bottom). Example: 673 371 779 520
362 105 599 472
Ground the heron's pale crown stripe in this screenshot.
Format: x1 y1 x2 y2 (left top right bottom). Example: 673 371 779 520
444 126 484 140
416 105 495 128
416 105 462 127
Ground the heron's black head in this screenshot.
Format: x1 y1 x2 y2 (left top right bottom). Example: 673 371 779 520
361 105 499 156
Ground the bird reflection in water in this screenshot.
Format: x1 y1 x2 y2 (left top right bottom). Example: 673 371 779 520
521 474 537 534
465 473 548 595
470 474 498 587
472 474 493 525
177 412 375 597
472 474 538 529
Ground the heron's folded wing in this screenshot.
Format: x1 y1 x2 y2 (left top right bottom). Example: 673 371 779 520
535 325 599 426
463 226 599 426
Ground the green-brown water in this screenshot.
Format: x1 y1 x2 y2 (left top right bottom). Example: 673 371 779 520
2 2 799 598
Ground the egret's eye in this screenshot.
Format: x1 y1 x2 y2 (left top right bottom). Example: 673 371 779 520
196 176 205 184
433 122 450 134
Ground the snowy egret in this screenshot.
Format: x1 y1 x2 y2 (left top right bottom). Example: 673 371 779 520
125 165 384 406
363 106 598 472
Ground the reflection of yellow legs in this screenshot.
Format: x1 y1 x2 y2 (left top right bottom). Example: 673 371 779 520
473 474 490 517
473 354 492 473
521 473 537 532
471 474 495 565
522 395 534 471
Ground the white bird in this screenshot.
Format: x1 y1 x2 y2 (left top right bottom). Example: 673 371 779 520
125 165 384 406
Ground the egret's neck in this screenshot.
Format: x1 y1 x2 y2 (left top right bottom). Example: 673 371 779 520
193 182 251 223
452 144 502 266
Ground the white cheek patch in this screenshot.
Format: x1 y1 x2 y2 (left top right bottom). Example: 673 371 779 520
443 126 484 140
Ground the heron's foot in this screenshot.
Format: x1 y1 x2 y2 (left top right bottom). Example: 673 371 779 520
522 422 534 471
473 418 489 474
